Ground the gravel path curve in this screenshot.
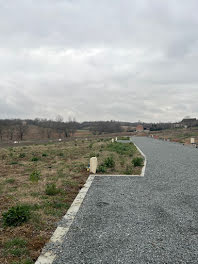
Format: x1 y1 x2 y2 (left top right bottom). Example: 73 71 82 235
52 137 198 264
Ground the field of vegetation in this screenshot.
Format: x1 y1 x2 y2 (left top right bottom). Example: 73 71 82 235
0 137 143 264
149 127 198 144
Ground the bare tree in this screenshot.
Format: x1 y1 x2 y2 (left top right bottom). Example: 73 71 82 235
17 122 28 141
8 127 15 141
0 127 3 141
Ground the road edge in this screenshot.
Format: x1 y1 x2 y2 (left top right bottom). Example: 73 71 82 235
35 175 95 264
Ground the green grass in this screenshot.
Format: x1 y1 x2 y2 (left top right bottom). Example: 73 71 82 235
5 178 16 184
45 183 60 196
3 238 28 258
106 142 136 156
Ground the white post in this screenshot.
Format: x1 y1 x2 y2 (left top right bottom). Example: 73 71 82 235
111 138 114 143
191 138 195 144
90 157 98 174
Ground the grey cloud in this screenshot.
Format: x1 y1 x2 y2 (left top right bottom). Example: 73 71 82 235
0 0 198 122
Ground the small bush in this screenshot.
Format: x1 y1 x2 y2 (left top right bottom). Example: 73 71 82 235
42 153 48 157
31 157 39 162
2 205 31 226
30 171 40 182
58 152 64 157
97 164 107 173
19 153 26 158
104 157 115 168
45 183 60 196
132 157 144 167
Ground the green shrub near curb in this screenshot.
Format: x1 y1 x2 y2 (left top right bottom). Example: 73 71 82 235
2 205 31 226
104 157 115 168
132 157 144 167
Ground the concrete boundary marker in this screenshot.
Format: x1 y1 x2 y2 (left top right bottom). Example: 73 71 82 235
35 175 95 264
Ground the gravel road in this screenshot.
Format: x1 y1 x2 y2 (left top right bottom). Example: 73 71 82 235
52 137 198 264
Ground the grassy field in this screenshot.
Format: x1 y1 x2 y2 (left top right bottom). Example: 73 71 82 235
149 127 198 144
0 137 143 264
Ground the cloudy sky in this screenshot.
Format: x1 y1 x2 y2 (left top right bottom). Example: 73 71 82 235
0 0 198 122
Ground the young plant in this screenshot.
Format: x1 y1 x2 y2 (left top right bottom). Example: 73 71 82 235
2 205 31 226
104 156 115 168
132 157 144 167
30 171 41 182
45 183 60 196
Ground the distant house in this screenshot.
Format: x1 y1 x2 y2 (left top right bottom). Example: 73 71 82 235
136 124 144 132
181 118 197 127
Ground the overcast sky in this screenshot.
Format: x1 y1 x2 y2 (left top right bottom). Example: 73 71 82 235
0 0 198 122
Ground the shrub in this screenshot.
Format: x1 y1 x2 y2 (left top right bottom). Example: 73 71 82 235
58 152 64 157
42 153 48 157
30 171 40 182
97 164 107 173
45 183 60 196
2 205 31 226
132 157 144 167
104 157 115 168
31 157 39 162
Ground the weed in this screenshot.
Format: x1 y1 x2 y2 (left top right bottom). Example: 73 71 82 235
5 178 16 184
97 164 107 173
104 156 115 168
2 205 31 226
42 153 48 157
120 157 125 166
45 183 60 196
30 171 41 182
132 157 144 167
31 157 39 162
124 165 133 175
10 161 18 165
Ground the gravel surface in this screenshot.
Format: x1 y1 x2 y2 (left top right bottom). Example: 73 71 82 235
53 137 198 264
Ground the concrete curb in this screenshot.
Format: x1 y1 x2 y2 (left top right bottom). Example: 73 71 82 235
132 142 147 176
35 175 95 264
